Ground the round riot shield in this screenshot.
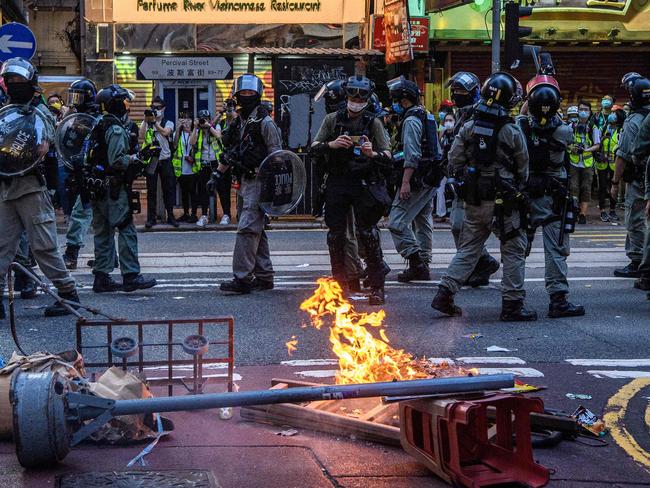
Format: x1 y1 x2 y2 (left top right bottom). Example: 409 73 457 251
54 113 97 169
0 104 54 178
256 149 306 216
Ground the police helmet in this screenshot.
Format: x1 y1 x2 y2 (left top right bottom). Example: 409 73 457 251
621 72 643 89
343 75 375 101
624 76 650 109
525 75 560 96
527 85 561 122
446 72 480 107
96 84 130 116
480 72 519 109
0 57 38 87
387 76 420 104
232 74 264 97
315 79 346 113
67 78 97 108
0 79 6 107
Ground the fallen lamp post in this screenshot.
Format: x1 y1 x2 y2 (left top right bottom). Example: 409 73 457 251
10 370 514 469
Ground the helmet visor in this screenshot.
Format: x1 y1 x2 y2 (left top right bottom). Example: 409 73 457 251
345 86 371 100
314 84 328 102
234 75 263 96
1 65 34 81
67 90 85 107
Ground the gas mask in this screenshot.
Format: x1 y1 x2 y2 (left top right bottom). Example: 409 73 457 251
347 100 367 113
6 82 35 105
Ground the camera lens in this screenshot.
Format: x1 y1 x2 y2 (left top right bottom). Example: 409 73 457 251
199 118 206 125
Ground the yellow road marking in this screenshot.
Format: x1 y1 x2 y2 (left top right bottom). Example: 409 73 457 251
604 378 650 470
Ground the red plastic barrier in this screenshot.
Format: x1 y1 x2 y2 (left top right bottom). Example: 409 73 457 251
400 394 550 487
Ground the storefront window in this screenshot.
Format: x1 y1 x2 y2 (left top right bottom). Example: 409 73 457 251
116 24 197 52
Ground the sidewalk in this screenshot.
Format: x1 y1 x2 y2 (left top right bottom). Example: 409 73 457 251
1 363 647 488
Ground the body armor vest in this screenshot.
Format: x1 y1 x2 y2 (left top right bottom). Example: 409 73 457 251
519 115 564 172
328 108 376 177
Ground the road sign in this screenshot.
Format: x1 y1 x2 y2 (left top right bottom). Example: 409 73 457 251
136 57 233 81
0 23 37 63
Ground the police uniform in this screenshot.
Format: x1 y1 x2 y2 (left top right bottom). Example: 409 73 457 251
0 97 78 317
632 108 650 288
90 117 142 281
519 113 585 317
615 104 650 271
312 107 391 304
387 105 437 277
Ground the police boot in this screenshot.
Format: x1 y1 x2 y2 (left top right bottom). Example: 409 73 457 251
499 299 537 322
347 278 361 293
397 254 430 283
123 273 157 293
368 287 385 306
220 277 252 294
14 269 37 299
548 292 585 318
467 255 500 287
93 272 122 293
633 277 650 291
363 261 391 288
613 262 640 278
44 289 81 318
431 285 462 317
63 244 80 270
0 300 5 320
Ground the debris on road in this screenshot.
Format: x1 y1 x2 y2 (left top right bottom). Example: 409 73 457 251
486 345 516 352
295 263 310 268
566 393 592 400
463 333 483 339
572 406 606 437
276 428 299 436
127 296 151 302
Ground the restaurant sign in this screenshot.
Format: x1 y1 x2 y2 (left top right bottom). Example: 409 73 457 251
373 15 429 53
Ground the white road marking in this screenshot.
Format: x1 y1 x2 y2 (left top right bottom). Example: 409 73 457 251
281 359 338 366
475 367 544 377
295 369 337 378
567 359 650 367
457 357 526 365
587 370 650 379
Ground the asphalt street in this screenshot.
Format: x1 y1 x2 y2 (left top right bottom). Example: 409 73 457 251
1 222 649 484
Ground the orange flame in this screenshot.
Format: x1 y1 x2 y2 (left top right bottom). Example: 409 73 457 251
286 336 298 356
299 278 476 384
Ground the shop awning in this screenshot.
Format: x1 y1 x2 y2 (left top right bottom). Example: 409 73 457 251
237 47 384 56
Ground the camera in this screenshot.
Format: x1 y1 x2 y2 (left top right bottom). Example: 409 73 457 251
199 118 207 126
144 109 158 118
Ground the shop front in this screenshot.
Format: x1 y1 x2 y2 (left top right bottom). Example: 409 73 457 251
426 0 650 107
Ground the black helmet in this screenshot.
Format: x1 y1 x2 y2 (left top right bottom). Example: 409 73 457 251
446 72 480 108
314 79 346 113
387 76 420 104
67 78 97 109
528 85 561 122
621 72 643 89
480 72 519 110
232 74 264 98
197 109 211 119
96 84 130 117
625 76 650 109
0 57 38 87
343 75 374 101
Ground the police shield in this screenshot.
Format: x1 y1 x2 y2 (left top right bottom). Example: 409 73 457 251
0 104 54 178
54 112 97 169
256 150 306 216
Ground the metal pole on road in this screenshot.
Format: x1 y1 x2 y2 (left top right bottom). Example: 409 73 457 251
492 0 501 73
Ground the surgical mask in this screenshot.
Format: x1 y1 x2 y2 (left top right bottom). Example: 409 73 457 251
438 111 447 121
578 111 589 120
6 82 35 104
607 113 617 124
391 102 404 115
347 100 367 113
444 121 455 130
601 99 612 109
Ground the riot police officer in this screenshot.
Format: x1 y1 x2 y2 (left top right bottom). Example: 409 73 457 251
88 84 156 293
62 78 100 270
386 76 439 282
518 75 585 318
0 57 79 318
213 74 282 293
432 72 536 321
611 73 650 279
311 75 392 305
446 71 500 287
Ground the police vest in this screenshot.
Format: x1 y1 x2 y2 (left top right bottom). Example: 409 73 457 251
470 112 513 169
84 115 124 171
194 129 223 167
597 127 619 171
327 108 376 176
228 106 270 175
399 106 440 164
569 127 593 167
171 131 200 177
519 116 565 172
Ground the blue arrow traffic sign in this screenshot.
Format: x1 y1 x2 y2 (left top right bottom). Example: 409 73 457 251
0 23 37 63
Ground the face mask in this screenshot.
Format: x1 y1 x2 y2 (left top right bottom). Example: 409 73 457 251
444 121 455 130
569 117 578 124
237 95 259 115
601 99 612 109
107 99 127 118
347 100 367 113
438 111 446 121
578 111 589 120
6 82 35 104
607 113 617 124
391 102 404 115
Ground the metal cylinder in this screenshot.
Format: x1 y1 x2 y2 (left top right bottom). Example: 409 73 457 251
93 374 514 418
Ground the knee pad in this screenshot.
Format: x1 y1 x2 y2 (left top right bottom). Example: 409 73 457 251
358 227 381 260
327 230 346 249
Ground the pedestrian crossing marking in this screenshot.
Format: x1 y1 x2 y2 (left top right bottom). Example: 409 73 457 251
567 359 650 367
587 371 650 379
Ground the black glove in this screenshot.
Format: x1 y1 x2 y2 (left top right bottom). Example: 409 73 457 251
207 170 224 193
